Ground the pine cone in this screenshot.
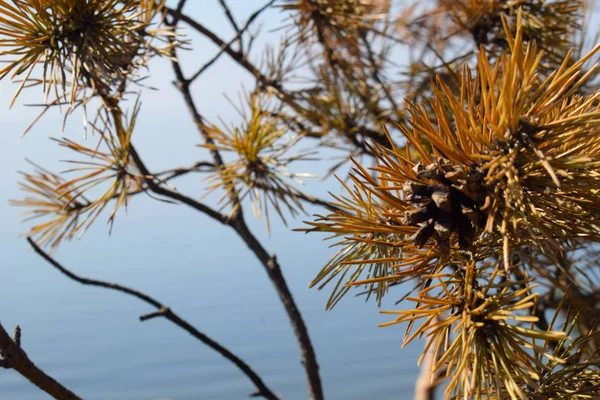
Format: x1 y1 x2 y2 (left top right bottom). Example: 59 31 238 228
403 159 485 249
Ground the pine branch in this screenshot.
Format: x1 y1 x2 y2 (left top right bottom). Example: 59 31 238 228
27 238 279 400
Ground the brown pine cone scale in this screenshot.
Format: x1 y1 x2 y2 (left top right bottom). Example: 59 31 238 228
403 159 486 249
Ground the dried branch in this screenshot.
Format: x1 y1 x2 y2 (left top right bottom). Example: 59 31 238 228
129 132 326 400
154 161 215 179
217 0 243 50
0 321 82 400
27 237 279 400
115 13 325 390
165 6 274 87
189 0 276 83
130 147 229 224
164 5 389 151
103 160 215 205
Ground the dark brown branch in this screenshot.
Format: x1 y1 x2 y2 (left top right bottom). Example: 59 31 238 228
253 183 338 212
361 36 403 120
140 307 169 321
143 160 215 184
165 6 389 151
129 147 230 224
166 7 271 87
166 9 247 215
230 217 324 400
151 7 326 399
189 37 239 83
162 17 229 171
27 238 279 400
217 0 243 50
189 0 275 83
154 161 215 180
174 0 187 13
94 161 215 208
0 321 83 400
164 6 308 116
128 120 325 400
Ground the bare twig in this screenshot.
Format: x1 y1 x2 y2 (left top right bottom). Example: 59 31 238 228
189 0 275 83
165 6 273 87
217 0 243 50
254 183 339 212
117 62 325 398
0 320 83 400
13 325 21 348
165 7 391 151
27 237 280 400
128 142 326 400
131 147 229 224
131 3 325 398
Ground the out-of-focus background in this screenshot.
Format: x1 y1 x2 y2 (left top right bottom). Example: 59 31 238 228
0 1 422 399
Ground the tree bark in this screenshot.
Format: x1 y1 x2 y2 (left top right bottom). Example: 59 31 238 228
0 322 82 400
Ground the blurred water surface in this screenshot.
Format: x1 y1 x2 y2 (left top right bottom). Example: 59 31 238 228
0 193 421 399
0 2 421 399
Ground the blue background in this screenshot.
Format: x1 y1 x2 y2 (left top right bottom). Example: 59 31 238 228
0 1 422 399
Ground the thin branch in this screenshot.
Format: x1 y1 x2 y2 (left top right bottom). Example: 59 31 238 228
126 149 325 400
127 110 326 400
87 160 215 208
0 321 83 400
163 16 245 215
174 0 187 13
162 18 227 168
217 0 243 50
189 38 239 83
253 183 339 212
230 219 324 400
13 325 21 348
27 238 280 400
165 7 390 150
151 8 326 399
140 307 169 321
154 161 215 179
166 7 272 86
361 35 403 120
189 0 275 83
130 146 230 225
